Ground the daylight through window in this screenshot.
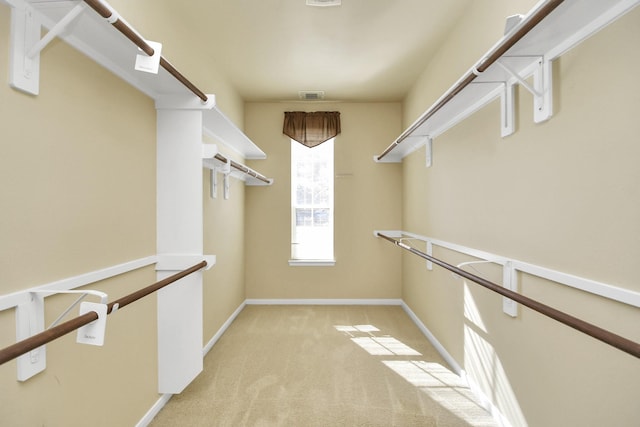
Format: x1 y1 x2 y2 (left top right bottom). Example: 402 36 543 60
291 138 334 261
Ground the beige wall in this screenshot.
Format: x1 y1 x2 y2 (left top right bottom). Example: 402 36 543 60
107 0 245 126
0 1 247 425
244 102 403 300
202 141 247 340
401 2 640 426
0 3 158 425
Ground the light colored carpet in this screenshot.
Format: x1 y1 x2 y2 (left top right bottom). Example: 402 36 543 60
149 305 496 426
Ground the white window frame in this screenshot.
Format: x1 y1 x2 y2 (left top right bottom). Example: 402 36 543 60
289 138 335 266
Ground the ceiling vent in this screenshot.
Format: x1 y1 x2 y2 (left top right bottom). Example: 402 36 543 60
298 91 325 100
306 0 341 7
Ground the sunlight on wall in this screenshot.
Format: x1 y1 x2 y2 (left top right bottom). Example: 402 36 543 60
463 284 527 427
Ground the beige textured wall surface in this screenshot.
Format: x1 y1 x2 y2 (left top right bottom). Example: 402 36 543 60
107 0 245 126
401 2 640 427
202 140 247 342
0 3 159 426
244 102 403 300
0 1 247 425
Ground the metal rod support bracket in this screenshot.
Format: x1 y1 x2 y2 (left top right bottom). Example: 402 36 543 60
9 2 86 95
425 137 433 168
498 56 553 124
15 289 109 381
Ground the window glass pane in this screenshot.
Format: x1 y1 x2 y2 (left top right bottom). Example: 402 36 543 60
291 139 334 260
296 208 312 226
313 208 330 226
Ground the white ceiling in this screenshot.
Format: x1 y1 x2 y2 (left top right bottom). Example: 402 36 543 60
165 0 472 102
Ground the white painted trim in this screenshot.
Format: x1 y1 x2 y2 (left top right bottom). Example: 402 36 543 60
400 302 461 374
288 259 336 267
137 300 248 426
245 298 402 306
135 393 172 427
0 256 157 312
203 301 246 356
382 230 640 309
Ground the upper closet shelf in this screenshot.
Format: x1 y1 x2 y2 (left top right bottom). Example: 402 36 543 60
5 0 266 159
375 0 640 163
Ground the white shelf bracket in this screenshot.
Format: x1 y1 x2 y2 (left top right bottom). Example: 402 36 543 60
209 168 218 199
533 57 553 123
15 289 109 381
9 2 87 95
213 159 232 200
15 293 45 381
497 57 553 124
425 136 433 168
426 240 433 271
500 81 516 137
502 261 519 317
223 172 230 200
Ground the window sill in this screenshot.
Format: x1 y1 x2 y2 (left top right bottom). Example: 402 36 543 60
288 259 336 267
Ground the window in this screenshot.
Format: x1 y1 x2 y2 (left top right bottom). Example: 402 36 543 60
290 138 334 264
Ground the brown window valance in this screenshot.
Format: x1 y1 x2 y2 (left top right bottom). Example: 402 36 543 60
283 111 341 148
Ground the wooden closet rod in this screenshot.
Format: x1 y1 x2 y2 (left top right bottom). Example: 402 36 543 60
0 260 207 366
376 232 640 359
82 0 209 103
214 153 271 184
376 0 565 161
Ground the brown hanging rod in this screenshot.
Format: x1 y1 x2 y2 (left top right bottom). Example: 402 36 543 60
213 153 272 184
82 0 209 103
0 260 207 366
376 232 640 359
376 0 565 161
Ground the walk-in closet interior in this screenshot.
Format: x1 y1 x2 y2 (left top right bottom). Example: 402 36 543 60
1 0 639 426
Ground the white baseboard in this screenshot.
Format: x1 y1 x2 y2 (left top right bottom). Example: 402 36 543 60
400 301 463 374
203 301 246 356
400 301 512 427
135 393 172 427
245 298 403 306
137 300 246 427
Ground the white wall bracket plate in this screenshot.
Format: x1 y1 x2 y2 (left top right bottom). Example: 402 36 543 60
502 261 519 317
425 136 433 168
500 81 516 137
15 294 46 381
9 2 87 95
9 2 41 95
533 58 553 123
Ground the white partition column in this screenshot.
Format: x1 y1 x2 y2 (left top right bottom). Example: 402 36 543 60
155 94 215 394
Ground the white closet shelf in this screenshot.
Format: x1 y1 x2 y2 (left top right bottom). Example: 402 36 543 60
203 145 273 187
6 0 265 159
376 0 640 163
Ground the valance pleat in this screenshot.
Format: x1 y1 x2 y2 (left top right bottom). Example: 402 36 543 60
283 111 341 147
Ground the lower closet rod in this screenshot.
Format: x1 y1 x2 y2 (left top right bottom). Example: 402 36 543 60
376 232 640 359
214 153 271 184
0 261 208 366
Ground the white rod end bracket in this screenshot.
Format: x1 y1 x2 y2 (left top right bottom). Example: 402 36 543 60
135 40 162 74
76 302 108 346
